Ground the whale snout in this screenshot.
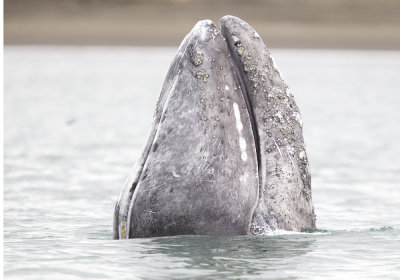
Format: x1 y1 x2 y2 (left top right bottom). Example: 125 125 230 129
114 15 316 239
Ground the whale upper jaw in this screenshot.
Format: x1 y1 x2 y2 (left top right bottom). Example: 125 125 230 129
221 16 315 232
113 16 316 239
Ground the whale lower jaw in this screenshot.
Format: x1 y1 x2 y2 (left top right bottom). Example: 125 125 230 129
114 16 316 239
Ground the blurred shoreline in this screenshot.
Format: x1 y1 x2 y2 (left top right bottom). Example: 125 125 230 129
5 0 400 49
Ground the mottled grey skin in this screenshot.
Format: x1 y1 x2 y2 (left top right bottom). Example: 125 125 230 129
114 16 315 239
221 16 316 233
114 20 259 239
113 21 200 239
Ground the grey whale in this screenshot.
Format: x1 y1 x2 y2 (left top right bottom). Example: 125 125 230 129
114 16 316 239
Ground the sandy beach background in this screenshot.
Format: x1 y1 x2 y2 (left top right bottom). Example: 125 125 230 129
5 0 400 49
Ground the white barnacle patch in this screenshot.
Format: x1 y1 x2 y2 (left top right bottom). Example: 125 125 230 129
285 87 294 98
269 55 277 69
292 112 303 127
286 145 295 156
252 31 261 40
235 43 244 56
225 85 230 91
210 27 221 39
171 171 181 178
190 52 204 66
275 112 284 123
271 86 283 95
193 69 209 82
232 35 240 43
233 102 248 161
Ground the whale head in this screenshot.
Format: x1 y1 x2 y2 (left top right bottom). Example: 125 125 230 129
113 16 316 239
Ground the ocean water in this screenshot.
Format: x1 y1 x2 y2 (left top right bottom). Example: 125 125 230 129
4 46 400 279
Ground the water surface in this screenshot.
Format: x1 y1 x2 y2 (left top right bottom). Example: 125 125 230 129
4 47 400 279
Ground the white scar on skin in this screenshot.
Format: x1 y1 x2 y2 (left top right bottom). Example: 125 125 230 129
233 102 248 161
